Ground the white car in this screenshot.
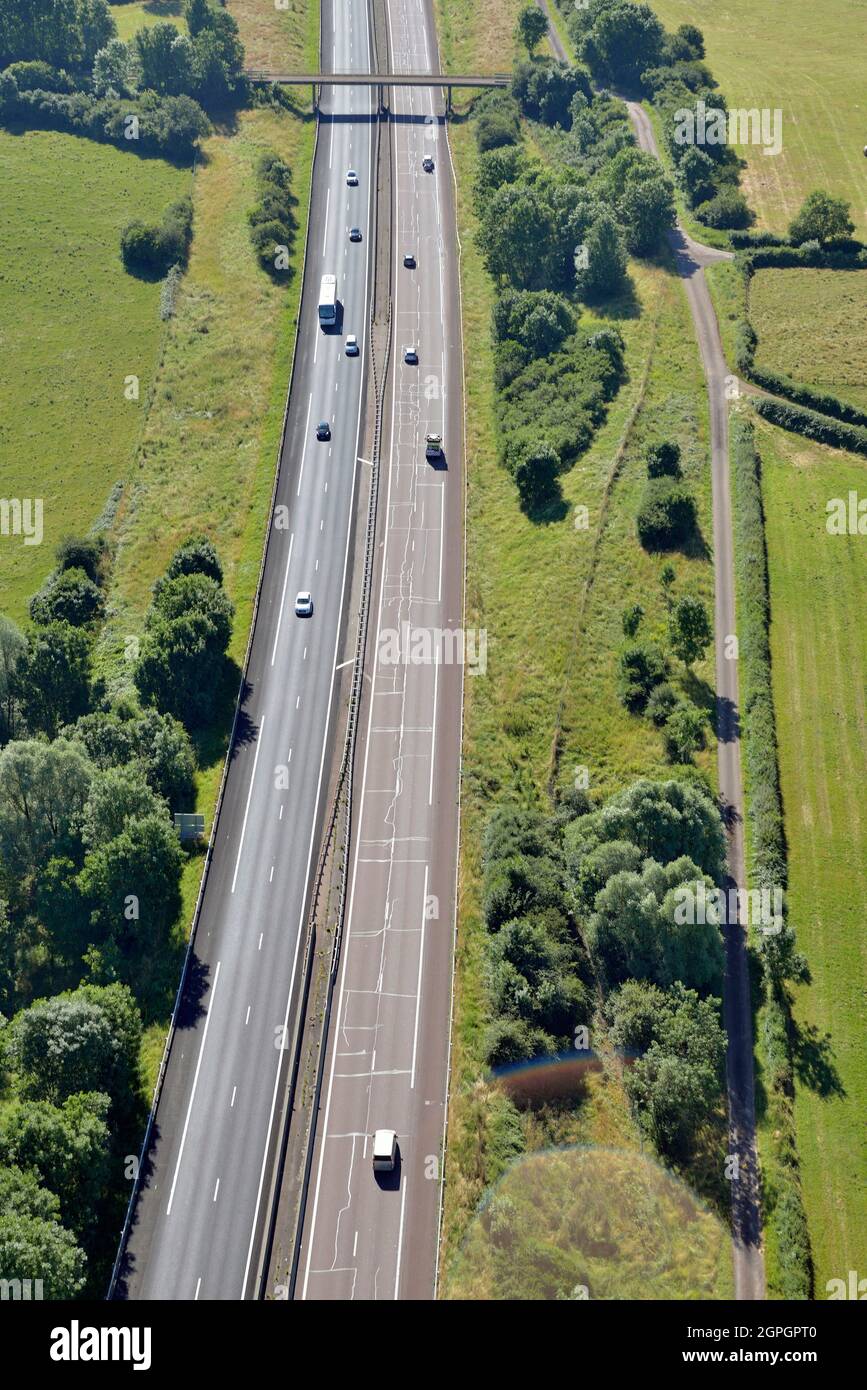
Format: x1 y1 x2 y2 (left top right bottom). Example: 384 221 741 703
372 1128 397 1172
294 591 313 617
346 168 358 185
345 334 359 356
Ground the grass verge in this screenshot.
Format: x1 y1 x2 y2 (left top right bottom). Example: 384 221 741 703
0 129 190 622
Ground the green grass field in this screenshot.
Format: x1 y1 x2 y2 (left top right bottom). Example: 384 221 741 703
750 268 867 412
227 0 320 71
756 416 867 1292
0 130 189 622
109 1 184 43
434 0 526 74
647 0 867 236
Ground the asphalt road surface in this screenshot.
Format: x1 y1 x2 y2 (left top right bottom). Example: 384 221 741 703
298 0 463 1301
118 0 379 1300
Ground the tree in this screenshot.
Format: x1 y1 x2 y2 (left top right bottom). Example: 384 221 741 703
574 210 627 299
55 534 107 585
68 704 196 810
515 5 548 55
514 442 561 513
492 289 575 359
0 1091 111 1235
81 764 167 848
8 995 117 1105
134 23 194 95
664 700 705 767
563 777 726 881
7 982 142 1111
669 594 711 668
646 440 681 478
678 146 716 207
621 603 643 638
617 642 668 712
77 0 116 66
788 190 854 246
135 572 233 728
0 614 25 744
0 1164 61 1223
92 37 134 96
12 622 91 736
0 738 93 881
619 173 675 254
579 2 665 87
695 188 752 230
478 183 558 288
646 681 678 727
0 1210 86 1299
483 853 564 931
637 479 697 550
473 145 524 199
29 567 105 627
185 0 212 36
586 856 723 991
77 812 184 960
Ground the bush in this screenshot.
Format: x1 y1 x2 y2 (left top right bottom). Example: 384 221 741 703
646 440 681 478
646 682 677 726
618 643 668 712
55 535 107 585
5 61 72 93
492 289 575 359
514 442 561 512
475 107 520 152
29 568 105 628
663 702 706 763
695 188 753 229
248 150 295 273
4 87 211 158
121 195 193 275
636 478 698 549
621 602 643 638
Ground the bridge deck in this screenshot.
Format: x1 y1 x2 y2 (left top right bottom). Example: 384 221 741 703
246 71 510 88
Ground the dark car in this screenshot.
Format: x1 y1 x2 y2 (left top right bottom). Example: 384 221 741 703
316 420 330 440
349 226 362 242
403 252 415 268
422 156 434 172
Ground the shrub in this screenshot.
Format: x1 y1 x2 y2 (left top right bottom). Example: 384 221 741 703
636 478 698 549
646 682 677 726
55 535 107 585
492 289 575 359
248 150 295 273
121 196 193 275
475 107 520 152
29 568 105 628
514 442 561 512
621 602 643 638
695 188 753 229
618 643 668 712
646 440 681 478
663 702 706 763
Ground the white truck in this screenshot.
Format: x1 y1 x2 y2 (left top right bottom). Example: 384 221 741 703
318 273 337 326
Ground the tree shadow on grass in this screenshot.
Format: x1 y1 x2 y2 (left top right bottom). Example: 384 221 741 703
789 1015 846 1100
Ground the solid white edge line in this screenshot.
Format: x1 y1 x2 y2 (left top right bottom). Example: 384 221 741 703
230 714 266 895
410 865 429 1088
270 532 295 666
166 960 222 1216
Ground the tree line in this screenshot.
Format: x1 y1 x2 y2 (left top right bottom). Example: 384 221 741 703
0 531 233 1294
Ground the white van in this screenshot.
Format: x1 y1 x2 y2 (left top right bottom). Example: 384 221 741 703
372 1129 397 1172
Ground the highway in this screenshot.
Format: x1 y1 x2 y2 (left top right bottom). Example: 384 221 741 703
298 0 464 1301
117 0 380 1300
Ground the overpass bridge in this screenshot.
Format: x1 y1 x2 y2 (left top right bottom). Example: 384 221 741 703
246 70 510 112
